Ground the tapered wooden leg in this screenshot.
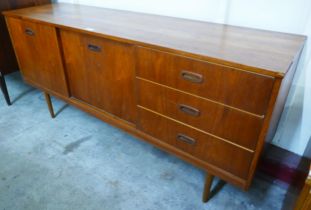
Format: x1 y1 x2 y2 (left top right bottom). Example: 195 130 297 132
0 73 11 106
44 92 55 118
202 172 215 203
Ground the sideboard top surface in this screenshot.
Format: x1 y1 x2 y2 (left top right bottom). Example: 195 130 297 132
3 3 306 77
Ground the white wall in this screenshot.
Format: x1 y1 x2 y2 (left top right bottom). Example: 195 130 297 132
57 0 311 156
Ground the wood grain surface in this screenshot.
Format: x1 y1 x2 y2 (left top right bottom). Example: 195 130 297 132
137 78 264 150
2 3 306 77
6 17 68 96
60 29 137 124
0 0 51 75
3 3 306 192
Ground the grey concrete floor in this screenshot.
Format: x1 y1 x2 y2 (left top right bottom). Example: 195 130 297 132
0 73 298 210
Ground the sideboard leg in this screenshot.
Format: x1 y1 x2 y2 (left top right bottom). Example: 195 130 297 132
0 73 11 106
202 172 215 203
44 92 55 118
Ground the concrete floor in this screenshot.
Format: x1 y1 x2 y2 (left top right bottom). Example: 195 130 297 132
0 73 298 210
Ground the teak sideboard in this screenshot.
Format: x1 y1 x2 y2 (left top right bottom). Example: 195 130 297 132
3 3 306 202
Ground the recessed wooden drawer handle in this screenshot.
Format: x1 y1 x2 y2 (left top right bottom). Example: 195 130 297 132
88 44 101 52
25 28 35 36
181 70 203 84
177 133 196 145
179 104 200 117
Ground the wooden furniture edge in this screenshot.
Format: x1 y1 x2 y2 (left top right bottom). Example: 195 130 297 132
245 46 304 188
245 78 282 189
3 6 307 79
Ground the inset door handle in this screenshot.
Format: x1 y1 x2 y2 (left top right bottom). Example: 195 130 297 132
177 133 196 145
25 28 35 36
181 70 203 84
179 104 200 117
88 44 101 52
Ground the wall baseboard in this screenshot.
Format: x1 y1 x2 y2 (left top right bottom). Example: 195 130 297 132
258 144 310 189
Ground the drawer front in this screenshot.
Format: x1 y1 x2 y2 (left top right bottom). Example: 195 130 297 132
138 107 253 179
60 30 137 124
6 18 68 96
137 79 263 150
136 47 275 116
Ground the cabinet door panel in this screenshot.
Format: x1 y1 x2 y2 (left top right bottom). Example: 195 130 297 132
0 0 52 75
6 17 68 96
60 30 136 124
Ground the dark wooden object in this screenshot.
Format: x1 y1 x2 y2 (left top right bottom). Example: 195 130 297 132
44 92 55 118
259 143 310 188
203 173 215 203
3 3 306 203
0 0 51 105
295 165 311 210
0 72 11 105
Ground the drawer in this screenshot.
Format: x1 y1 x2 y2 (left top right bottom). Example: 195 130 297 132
136 47 275 116
137 79 263 150
137 107 253 179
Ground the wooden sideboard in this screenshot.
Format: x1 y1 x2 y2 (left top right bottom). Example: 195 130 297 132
3 3 306 202
0 0 51 105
